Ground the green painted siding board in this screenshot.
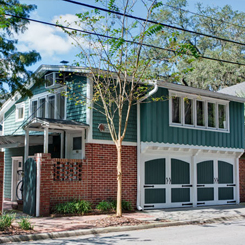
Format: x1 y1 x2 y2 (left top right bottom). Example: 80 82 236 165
171 188 190 203
218 161 233 184
197 161 214 184
92 102 137 142
197 188 214 201
145 189 166 204
145 159 165 185
140 87 244 149
218 187 234 200
171 159 190 184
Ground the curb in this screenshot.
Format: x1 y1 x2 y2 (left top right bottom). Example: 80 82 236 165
0 215 244 244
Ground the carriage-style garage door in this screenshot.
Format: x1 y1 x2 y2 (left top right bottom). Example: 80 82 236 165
144 158 192 209
143 157 236 209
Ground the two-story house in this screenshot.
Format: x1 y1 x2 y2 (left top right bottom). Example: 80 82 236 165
0 64 244 216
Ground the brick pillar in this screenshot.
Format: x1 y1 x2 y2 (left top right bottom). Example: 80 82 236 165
239 159 245 202
0 152 4 214
35 153 52 216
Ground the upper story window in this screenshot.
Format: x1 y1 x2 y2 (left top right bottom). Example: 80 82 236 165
45 72 65 88
30 88 66 120
169 91 229 132
15 103 25 122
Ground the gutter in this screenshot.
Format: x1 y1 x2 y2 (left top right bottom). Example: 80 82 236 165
136 82 158 211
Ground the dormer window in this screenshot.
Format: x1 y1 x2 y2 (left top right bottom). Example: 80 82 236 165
16 103 25 122
45 72 65 88
169 91 229 132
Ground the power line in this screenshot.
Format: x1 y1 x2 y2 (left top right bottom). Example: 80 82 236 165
5 13 245 66
162 3 245 31
62 0 245 47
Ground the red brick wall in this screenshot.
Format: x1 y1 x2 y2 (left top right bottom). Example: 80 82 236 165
36 143 137 216
239 159 245 202
0 152 4 214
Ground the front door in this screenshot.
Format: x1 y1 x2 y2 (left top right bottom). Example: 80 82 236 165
68 132 83 159
11 157 23 201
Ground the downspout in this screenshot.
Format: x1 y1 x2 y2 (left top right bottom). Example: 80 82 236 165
136 81 158 211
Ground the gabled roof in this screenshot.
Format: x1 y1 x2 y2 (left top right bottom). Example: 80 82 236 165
218 82 245 97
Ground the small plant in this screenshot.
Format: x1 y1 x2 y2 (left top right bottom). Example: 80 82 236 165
18 217 33 230
0 213 15 231
110 200 133 211
96 201 112 212
53 200 92 215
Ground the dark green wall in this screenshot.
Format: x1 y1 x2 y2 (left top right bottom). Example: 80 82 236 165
92 103 137 142
141 88 244 149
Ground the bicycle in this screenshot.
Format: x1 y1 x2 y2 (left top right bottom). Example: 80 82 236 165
16 170 24 201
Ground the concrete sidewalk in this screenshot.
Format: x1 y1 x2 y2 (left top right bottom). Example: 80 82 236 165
1 204 245 244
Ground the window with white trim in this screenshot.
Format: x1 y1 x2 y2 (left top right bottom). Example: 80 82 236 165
169 91 229 132
30 88 66 120
16 103 25 122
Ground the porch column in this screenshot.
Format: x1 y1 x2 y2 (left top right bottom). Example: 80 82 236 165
24 129 29 163
43 127 49 153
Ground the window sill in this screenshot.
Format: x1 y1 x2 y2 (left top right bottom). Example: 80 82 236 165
169 123 229 133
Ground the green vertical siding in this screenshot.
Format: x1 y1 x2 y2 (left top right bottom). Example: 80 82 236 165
197 188 214 201
197 161 214 184
171 188 190 203
145 159 165 185
145 189 166 204
92 103 137 142
218 161 233 184
141 88 244 149
171 159 190 184
66 75 87 123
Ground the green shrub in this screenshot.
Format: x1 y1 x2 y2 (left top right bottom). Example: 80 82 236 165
0 213 15 231
96 201 112 211
54 200 92 215
18 217 33 230
110 200 132 211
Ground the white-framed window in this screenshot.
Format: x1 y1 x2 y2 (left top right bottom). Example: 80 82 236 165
30 88 66 120
169 91 229 132
45 72 65 88
15 103 25 122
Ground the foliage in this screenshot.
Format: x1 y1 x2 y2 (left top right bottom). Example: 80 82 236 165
151 0 245 90
0 213 15 230
18 217 33 230
111 200 132 211
0 0 41 102
53 200 92 215
96 200 113 211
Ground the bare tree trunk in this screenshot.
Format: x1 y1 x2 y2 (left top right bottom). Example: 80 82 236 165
116 142 122 217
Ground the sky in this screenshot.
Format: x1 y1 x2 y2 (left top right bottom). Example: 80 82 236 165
17 0 245 72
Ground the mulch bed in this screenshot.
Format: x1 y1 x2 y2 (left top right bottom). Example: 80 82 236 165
84 216 149 228
0 226 37 237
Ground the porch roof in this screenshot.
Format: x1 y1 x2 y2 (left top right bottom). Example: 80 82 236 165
23 117 89 131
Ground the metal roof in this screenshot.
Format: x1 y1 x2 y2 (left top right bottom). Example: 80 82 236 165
218 82 245 97
23 117 89 131
158 81 245 103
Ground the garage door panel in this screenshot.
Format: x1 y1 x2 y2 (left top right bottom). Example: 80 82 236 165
171 188 190 203
218 187 234 200
145 189 166 204
145 159 165 185
218 161 233 184
197 161 214 184
171 159 190 184
197 188 214 202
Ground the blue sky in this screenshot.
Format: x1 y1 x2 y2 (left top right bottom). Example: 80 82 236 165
18 0 245 72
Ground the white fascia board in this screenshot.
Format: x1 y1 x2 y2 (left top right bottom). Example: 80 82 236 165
88 139 137 146
141 142 244 153
158 81 245 103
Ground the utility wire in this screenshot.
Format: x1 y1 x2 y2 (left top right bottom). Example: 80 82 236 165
62 0 245 47
5 13 245 66
162 3 245 31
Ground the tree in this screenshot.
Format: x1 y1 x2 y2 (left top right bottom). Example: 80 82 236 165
150 0 245 90
59 0 195 217
0 0 41 101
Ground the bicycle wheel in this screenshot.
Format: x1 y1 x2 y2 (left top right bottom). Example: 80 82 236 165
16 180 23 201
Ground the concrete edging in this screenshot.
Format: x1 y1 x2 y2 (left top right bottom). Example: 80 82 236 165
0 215 244 244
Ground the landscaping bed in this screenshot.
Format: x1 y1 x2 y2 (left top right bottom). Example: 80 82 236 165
0 225 37 237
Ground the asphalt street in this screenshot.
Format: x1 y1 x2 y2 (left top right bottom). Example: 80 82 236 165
5 219 245 245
